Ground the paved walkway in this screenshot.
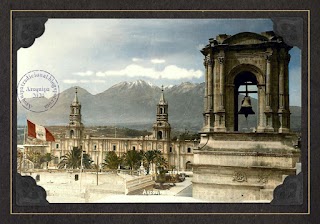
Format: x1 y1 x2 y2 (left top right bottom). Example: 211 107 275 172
176 185 192 197
94 177 200 203
23 172 203 203
95 194 203 203
156 177 193 196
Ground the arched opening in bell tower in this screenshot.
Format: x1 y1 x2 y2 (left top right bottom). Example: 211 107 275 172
70 130 74 138
157 131 163 139
234 71 258 132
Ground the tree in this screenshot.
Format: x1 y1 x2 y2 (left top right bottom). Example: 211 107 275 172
142 150 166 175
143 150 157 174
58 147 93 169
123 150 142 174
41 153 55 169
27 151 42 168
103 151 121 170
155 155 168 173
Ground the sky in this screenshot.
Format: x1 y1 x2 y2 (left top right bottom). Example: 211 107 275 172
18 19 301 106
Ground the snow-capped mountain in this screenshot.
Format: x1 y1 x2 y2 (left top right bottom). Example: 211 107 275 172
17 80 301 132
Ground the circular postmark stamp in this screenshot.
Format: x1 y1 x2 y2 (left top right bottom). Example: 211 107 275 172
17 70 60 113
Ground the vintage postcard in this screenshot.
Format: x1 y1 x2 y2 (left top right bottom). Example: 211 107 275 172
15 17 304 206
1 4 316 223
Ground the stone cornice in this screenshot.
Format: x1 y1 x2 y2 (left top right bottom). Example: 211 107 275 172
193 150 300 158
192 164 297 172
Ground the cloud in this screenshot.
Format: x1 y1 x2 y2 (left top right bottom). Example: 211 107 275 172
92 80 106 83
151 58 166 64
63 79 106 84
196 44 205 50
132 57 143 62
92 64 203 80
73 71 94 76
96 72 105 77
63 79 78 84
79 80 90 83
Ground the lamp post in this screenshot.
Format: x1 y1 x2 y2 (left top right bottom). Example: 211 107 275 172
96 155 99 186
79 147 84 192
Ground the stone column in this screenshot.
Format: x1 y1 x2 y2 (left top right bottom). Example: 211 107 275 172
279 54 285 110
264 53 274 132
214 55 226 132
213 57 218 112
213 57 219 129
218 56 225 110
284 54 291 113
257 84 266 132
202 55 214 132
203 58 208 112
278 50 290 133
265 53 272 111
207 56 213 111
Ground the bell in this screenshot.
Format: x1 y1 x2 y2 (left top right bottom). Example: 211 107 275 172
238 96 255 118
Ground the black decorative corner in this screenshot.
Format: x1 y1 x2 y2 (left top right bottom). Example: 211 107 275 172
15 17 48 51
14 17 49 206
271 17 303 49
271 172 303 205
15 173 49 206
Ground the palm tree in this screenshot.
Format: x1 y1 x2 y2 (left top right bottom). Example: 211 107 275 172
123 150 142 175
58 147 93 169
143 150 165 175
103 151 121 170
143 150 157 174
41 153 55 169
156 156 168 171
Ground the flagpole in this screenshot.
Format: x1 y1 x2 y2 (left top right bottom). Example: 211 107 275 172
23 122 27 173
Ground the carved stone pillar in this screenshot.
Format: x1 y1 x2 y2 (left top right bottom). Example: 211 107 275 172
214 55 226 132
202 55 214 132
278 49 291 133
203 58 208 113
207 56 213 111
279 53 285 110
265 53 272 112
264 52 274 132
218 56 225 111
213 57 218 112
257 84 266 132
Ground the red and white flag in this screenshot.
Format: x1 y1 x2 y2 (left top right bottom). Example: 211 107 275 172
27 119 55 142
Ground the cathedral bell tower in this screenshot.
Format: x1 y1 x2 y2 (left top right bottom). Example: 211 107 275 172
67 87 84 147
153 86 171 141
193 32 300 202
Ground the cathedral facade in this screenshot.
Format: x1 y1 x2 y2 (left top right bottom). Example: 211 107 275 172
48 87 197 171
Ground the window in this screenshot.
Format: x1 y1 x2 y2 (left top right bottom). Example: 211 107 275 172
56 144 59 149
169 147 172 153
187 147 191 153
94 145 97 150
157 131 163 139
133 146 136 151
113 145 116 151
70 130 74 138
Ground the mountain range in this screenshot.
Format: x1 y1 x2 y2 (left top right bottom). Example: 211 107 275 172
17 80 301 132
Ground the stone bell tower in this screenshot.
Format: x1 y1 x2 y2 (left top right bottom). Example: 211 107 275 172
153 86 171 141
67 87 84 147
193 32 300 202
201 31 291 133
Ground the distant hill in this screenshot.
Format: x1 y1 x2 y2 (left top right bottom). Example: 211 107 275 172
17 80 301 132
